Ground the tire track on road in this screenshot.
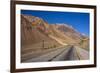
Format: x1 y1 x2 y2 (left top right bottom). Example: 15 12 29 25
25 45 71 62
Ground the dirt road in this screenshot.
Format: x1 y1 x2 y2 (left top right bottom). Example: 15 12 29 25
24 45 89 62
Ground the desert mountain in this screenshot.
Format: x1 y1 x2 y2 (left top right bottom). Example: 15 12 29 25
21 15 61 50
21 14 89 50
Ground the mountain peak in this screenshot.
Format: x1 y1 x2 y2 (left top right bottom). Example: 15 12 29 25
55 23 74 29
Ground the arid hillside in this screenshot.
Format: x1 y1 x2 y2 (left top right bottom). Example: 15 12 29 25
21 14 89 62
21 15 61 48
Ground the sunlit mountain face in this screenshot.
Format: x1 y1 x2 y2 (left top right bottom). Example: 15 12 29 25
21 13 89 62
21 14 89 49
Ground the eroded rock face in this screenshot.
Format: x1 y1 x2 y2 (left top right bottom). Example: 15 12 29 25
21 14 89 50
21 15 61 48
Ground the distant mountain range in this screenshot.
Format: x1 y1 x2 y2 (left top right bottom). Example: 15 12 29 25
21 14 89 51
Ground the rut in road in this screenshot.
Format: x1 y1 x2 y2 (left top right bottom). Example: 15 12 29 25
64 46 79 60
52 46 80 61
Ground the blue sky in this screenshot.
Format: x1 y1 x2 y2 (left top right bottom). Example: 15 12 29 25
21 10 90 36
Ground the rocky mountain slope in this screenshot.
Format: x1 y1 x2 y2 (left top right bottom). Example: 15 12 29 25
21 14 89 54
21 15 61 49
21 14 89 62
